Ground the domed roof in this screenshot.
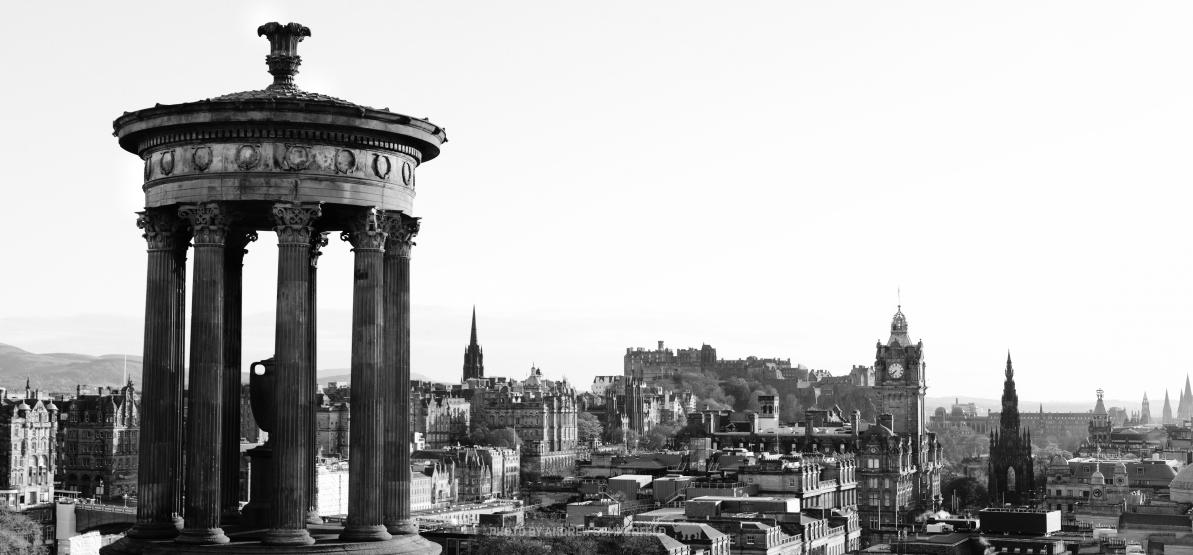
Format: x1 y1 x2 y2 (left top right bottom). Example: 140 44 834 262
113 22 446 162
1171 464 1193 503
888 306 913 346
1090 468 1106 485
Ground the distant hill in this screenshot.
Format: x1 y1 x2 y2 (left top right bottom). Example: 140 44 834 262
0 342 142 395
926 395 1135 415
0 342 442 397
318 369 434 386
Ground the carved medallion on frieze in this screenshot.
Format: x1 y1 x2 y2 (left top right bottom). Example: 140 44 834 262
372 154 391 179
280 145 312 171
236 144 262 170
401 160 414 187
159 150 175 176
334 149 356 174
192 146 213 172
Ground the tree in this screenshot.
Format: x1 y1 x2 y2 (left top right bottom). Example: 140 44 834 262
473 536 552 555
468 425 521 449
611 427 639 447
488 427 521 449
0 510 44 555
577 412 603 445
943 476 990 512
641 422 682 451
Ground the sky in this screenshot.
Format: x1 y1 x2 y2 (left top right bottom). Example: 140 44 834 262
1 2 1192 405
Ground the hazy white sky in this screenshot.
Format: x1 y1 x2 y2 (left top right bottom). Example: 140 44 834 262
1 1 1191 405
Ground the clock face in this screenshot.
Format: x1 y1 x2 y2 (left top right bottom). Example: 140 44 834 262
888 362 904 379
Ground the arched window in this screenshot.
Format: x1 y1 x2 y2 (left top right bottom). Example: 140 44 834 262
1007 467 1018 492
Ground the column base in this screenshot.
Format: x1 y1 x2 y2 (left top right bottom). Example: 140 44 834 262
306 508 324 525
340 524 392 542
125 521 181 541
102 524 441 555
262 528 316 546
175 527 230 545
385 520 418 535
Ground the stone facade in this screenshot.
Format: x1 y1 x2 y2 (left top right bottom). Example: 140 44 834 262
412 395 470 449
412 446 519 502
315 399 351 458
0 392 58 509
469 367 578 480
57 382 139 501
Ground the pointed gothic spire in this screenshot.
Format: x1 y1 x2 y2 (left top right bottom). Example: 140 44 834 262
1164 389 1174 425
470 305 478 346
462 306 484 382
1006 351 1013 379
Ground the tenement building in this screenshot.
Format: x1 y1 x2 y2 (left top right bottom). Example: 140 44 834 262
472 367 578 480
410 446 519 501
314 397 350 458
987 353 1035 505
104 21 447 553
57 381 139 501
0 389 57 509
411 394 470 449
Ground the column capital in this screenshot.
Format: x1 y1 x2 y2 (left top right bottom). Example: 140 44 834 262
310 232 330 268
382 212 420 259
341 208 387 251
178 203 230 246
137 209 188 253
272 202 323 246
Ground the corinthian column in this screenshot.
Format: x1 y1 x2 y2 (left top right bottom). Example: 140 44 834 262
221 228 257 524
340 208 392 542
127 209 189 541
307 230 329 526
175 203 230 545
383 212 419 534
262 202 322 547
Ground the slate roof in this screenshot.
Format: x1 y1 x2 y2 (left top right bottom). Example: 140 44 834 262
207 86 363 108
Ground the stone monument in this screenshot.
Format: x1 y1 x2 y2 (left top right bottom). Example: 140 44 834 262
102 21 446 554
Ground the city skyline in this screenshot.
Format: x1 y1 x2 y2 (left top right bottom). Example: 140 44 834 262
4 2 1193 402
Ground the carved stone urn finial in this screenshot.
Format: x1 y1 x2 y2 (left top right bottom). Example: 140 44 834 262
257 21 312 90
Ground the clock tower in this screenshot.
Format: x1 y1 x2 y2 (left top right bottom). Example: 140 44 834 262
873 306 926 438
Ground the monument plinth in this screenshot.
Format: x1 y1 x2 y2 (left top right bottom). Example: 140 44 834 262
102 21 445 555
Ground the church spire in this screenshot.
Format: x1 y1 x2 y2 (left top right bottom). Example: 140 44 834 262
470 305 478 345
462 306 484 382
999 351 1020 435
1164 389 1174 425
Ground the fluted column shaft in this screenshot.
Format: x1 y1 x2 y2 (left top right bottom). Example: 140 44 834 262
128 209 189 540
221 229 256 523
307 231 328 526
263 202 322 547
177 203 230 545
383 213 419 534
341 208 392 542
